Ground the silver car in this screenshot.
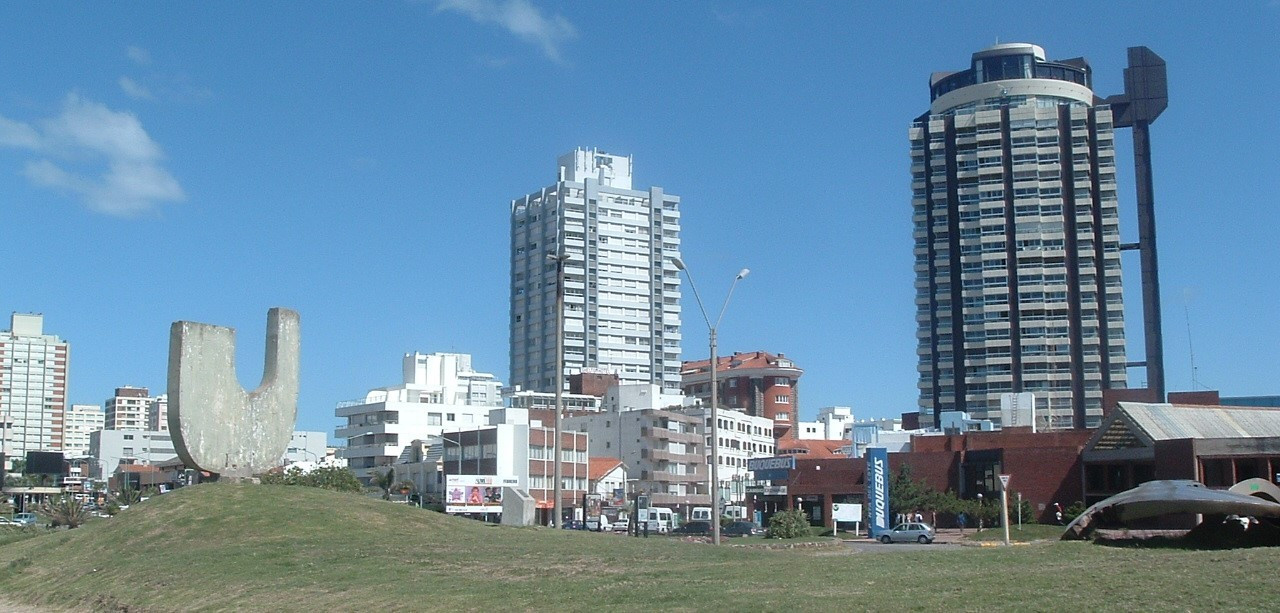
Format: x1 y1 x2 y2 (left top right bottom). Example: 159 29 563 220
880 522 935 544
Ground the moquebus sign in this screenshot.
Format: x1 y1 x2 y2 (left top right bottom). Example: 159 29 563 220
866 447 890 538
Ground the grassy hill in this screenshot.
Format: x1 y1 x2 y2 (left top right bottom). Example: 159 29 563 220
0 483 1276 611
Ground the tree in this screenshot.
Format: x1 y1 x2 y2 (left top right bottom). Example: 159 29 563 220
887 465 941 520
374 468 396 500
42 495 90 529
112 487 143 507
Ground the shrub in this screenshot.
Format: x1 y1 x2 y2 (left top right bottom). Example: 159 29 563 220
261 466 364 493
766 510 808 539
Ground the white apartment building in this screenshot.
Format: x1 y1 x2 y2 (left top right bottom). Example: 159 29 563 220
913 43 1128 430
105 386 153 430
602 383 685 413
510 148 683 395
675 406 775 504
336 352 503 482
88 429 178 479
565 408 708 513
1 313 69 455
796 406 856 440
63 403 104 458
283 431 328 465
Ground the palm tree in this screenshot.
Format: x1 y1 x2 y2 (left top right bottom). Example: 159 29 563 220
112 487 143 508
374 468 395 500
42 495 90 529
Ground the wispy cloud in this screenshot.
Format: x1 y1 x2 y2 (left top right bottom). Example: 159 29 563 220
0 93 185 216
118 76 154 100
436 0 576 62
126 45 152 65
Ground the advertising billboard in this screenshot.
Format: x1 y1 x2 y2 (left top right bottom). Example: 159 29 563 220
747 456 796 481
866 447 890 538
445 475 518 514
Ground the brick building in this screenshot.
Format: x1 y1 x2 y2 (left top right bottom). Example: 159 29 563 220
681 351 803 439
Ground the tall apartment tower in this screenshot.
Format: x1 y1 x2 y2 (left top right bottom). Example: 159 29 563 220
912 44 1127 430
63 403 105 458
105 386 152 430
510 148 683 394
0 313 69 455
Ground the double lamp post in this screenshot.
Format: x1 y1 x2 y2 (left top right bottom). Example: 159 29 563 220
673 257 749 546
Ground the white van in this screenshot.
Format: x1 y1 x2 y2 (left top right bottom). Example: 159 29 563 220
691 507 713 522
640 507 674 533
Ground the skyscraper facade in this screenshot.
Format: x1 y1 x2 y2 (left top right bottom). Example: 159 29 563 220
105 386 153 431
0 313 69 455
912 44 1127 430
510 148 682 394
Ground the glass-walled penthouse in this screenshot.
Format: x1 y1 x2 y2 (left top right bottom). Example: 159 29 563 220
931 43 1092 103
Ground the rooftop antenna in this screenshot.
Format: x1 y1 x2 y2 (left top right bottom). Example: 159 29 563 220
1183 289 1202 391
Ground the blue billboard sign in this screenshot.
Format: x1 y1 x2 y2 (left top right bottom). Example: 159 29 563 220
748 456 796 481
866 447 890 538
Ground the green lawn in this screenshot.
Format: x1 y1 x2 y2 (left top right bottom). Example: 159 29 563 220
0 483 1275 611
963 523 1065 542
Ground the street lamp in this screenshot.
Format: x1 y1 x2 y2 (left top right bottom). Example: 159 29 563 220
548 249 571 528
435 434 464 477
672 256 749 546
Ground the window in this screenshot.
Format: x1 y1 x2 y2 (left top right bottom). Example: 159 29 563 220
775 395 790 404
428 413 442 426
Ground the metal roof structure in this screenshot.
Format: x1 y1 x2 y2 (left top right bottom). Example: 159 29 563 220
1087 402 1280 454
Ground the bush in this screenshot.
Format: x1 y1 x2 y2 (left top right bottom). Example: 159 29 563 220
261 466 364 493
766 510 808 539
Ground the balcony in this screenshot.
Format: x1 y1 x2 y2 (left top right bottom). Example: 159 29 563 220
640 427 701 445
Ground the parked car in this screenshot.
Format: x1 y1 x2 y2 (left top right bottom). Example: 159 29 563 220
611 518 630 533
671 521 712 536
723 521 759 537
585 517 612 531
879 522 935 544
13 513 37 527
561 519 585 530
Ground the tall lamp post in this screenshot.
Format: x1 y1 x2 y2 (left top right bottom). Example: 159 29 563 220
672 257 749 546
548 250 571 528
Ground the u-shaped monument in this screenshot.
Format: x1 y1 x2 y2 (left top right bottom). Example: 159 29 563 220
167 308 300 481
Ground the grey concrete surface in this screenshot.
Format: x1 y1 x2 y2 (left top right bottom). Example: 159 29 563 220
167 307 300 480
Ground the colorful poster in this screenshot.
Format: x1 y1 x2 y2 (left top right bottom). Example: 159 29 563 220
866 447 890 538
445 475 518 513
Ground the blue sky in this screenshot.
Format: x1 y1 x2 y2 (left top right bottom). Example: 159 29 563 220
2 2 1278 438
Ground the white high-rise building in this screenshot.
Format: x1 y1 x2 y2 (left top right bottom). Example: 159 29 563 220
63 404 104 458
1 313 69 456
510 148 683 394
912 43 1127 430
335 352 504 482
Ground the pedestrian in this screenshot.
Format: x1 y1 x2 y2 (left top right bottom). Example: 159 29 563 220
1054 503 1064 525
914 511 923 524
957 512 967 534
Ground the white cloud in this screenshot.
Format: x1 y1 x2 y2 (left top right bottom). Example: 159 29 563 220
118 76 154 100
436 0 576 62
0 93 185 216
126 45 152 65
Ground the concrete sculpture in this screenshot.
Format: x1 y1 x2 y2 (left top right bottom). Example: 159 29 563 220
167 308 300 481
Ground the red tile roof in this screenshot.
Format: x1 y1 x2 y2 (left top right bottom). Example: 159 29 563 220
588 457 624 481
776 439 846 459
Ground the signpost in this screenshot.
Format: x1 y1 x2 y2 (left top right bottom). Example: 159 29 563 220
998 474 1012 546
832 503 864 536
